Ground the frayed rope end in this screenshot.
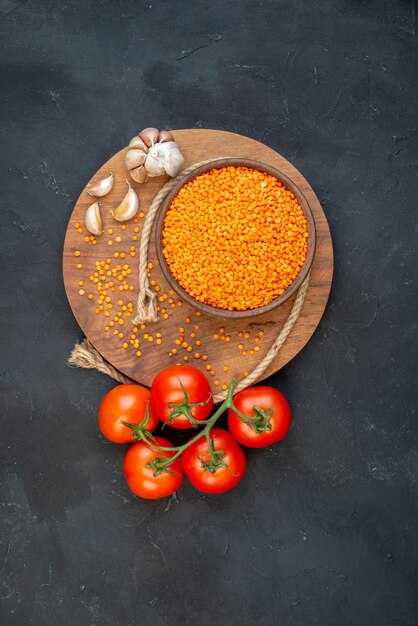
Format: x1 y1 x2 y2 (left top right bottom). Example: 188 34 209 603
132 289 159 325
68 339 132 384
68 339 100 369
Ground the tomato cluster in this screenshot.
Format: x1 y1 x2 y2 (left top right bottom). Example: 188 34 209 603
98 365 291 500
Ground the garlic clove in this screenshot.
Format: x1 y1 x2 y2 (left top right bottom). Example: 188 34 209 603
86 172 114 197
125 149 147 170
112 181 139 221
130 165 148 183
157 141 185 177
158 130 174 143
139 127 160 147
128 136 148 152
85 201 103 236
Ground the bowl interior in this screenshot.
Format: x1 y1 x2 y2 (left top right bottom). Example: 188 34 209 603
155 158 316 319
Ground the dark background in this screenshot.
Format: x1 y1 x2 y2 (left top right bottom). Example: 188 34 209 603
1 1 417 624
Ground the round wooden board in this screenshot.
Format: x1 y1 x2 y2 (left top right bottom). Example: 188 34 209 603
63 129 333 390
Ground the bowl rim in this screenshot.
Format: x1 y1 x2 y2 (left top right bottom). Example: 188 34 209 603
155 157 316 319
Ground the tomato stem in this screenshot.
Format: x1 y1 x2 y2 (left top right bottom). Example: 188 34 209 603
197 434 227 474
166 380 213 426
228 402 274 434
121 403 154 440
145 380 239 472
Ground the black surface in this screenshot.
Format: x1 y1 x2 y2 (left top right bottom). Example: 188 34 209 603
1 1 417 625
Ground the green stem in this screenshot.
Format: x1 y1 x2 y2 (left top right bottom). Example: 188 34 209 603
227 400 253 424
144 380 238 471
228 400 273 434
166 381 213 426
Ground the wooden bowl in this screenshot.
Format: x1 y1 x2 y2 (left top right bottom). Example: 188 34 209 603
155 158 316 319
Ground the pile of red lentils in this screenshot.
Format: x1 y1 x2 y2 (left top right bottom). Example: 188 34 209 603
162 166 309 311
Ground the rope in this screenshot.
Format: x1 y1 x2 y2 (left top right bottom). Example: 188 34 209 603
213 271 309 402
68 339 133 384
67 159 311 400
132 159 220 325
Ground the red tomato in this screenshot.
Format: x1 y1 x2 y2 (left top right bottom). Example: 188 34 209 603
228 386 291 448
181 428 246 494
124 437 183 499
98 384 159 443
151 365 213 429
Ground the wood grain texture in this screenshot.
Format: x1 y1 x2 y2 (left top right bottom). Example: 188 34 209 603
63 129 333 389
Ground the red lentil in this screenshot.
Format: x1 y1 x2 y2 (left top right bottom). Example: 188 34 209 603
162 166 308 310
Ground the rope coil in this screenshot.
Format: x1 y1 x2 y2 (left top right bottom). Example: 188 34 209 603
132 159 219 325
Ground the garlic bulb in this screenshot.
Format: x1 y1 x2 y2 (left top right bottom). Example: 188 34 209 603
155 142 184 177
87 172 114 197
85 201 103 236
125 128 184 183
112 181 139 222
